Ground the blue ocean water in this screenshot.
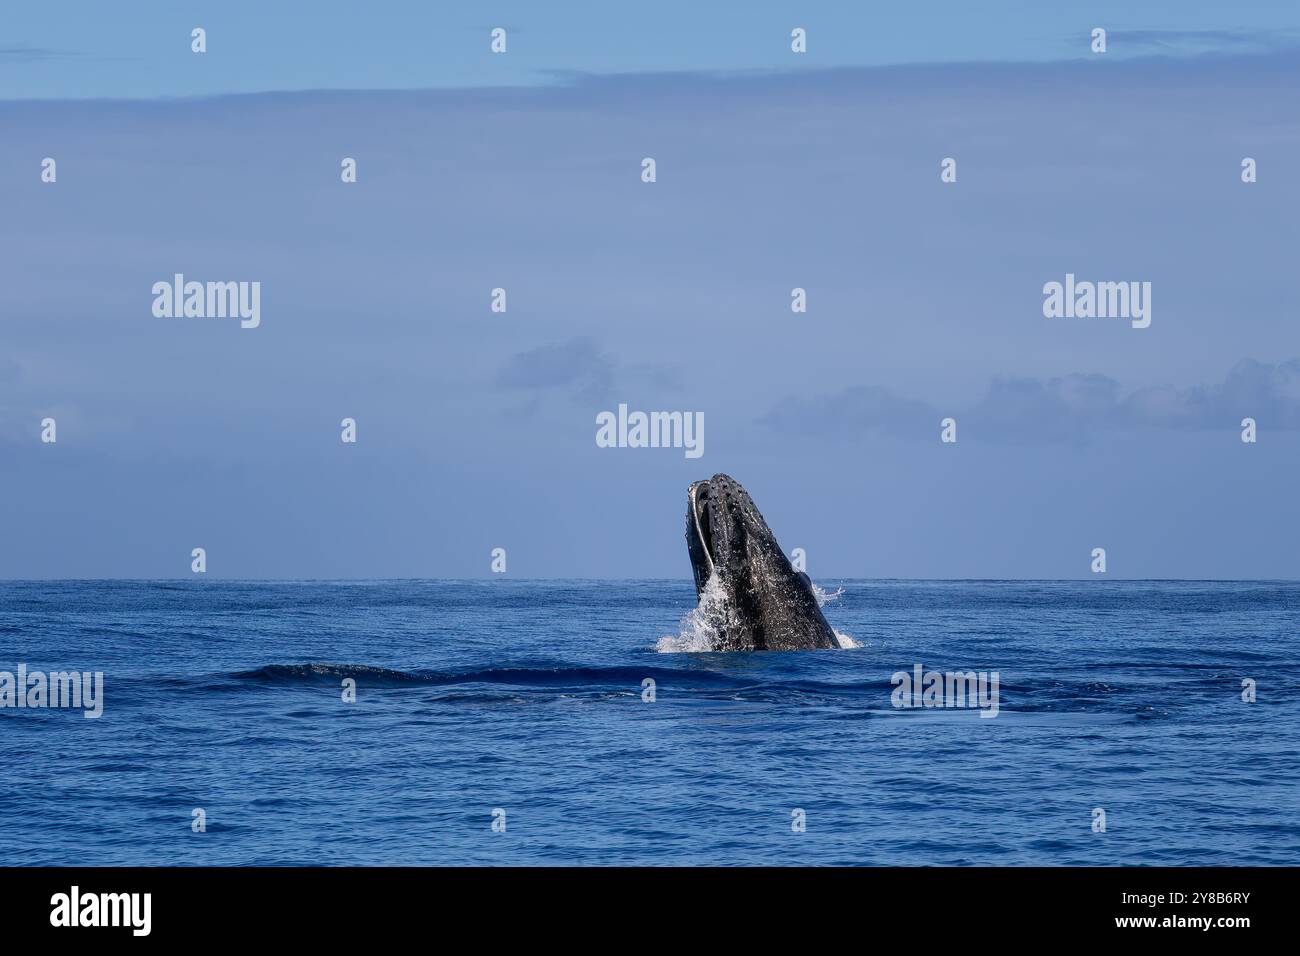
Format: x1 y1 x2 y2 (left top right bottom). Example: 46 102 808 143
1 579 1297 866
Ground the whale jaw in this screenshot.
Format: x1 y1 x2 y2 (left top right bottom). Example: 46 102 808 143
684 474 840 651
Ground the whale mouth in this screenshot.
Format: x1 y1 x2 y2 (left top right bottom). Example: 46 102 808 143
686 474 756 596
688 480 715 573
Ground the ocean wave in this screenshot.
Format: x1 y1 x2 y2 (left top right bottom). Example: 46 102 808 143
145 664 1181 716
215 662 808 692
131 661 911 703
87 659 1267 719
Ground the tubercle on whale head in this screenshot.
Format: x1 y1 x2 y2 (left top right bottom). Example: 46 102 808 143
684 473 786 595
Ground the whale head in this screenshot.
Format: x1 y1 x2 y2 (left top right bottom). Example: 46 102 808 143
685 473 840 651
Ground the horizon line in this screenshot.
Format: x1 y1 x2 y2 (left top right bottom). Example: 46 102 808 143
3 45 1297 105
2 577 1296 585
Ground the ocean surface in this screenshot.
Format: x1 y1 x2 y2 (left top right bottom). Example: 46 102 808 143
1 579 1297 866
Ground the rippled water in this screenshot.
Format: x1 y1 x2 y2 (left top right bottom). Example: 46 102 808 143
1 579 1296 865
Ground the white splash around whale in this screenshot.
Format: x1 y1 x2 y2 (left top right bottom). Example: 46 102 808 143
812 582 861 648
656 573 734 653
657 574 859 652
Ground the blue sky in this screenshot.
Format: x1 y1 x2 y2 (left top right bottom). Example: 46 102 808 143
2 4 1299 578
6 1 1300 98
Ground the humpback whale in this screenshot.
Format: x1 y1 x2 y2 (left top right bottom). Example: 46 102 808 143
685 473 841 650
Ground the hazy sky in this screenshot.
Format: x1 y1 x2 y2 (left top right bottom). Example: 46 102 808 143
6 1 1300 98
2 5 1298 578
